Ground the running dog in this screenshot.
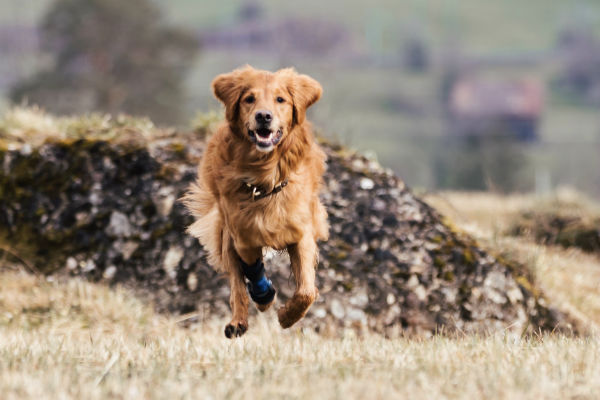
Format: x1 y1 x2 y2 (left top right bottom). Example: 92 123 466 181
183 66 329 338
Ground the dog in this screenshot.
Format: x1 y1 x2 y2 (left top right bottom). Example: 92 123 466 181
183 66 329 338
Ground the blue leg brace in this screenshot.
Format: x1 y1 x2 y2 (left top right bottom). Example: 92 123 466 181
241 258 276 305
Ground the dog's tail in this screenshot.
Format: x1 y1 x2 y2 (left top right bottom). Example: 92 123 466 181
181 181 224 272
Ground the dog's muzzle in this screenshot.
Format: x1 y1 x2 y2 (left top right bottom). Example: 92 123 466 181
247 126 283 151
241 258 276 305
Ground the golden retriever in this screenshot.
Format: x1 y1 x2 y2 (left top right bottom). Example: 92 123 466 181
183 66 329 338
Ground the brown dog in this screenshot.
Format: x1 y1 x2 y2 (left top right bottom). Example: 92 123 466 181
183 66 329 338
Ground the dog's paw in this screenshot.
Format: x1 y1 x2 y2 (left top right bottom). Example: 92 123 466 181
277 306 297 329
277 289 318 329
224 320 248 338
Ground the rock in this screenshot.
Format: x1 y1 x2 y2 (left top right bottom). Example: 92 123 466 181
163 246 184 279
186 273 198 291
330 299 345 319
83 259 96 272
347 307 367 324
386 293 396 305
103 265 117 279
0 116 574 335
153 187 176 217
106 211 133 238
349 290 369 308
359 177 375 190
117 241 139 261
66 257 78 271
313 307 327 319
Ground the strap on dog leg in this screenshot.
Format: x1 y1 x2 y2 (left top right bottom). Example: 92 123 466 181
240 258 276 305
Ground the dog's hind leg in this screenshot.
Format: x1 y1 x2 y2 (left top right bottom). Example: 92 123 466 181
278 235 319 329
222 235 250 339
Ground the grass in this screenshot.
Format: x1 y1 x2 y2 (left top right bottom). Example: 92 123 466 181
2 189 600 399
0 106 183 151
0 269 599 400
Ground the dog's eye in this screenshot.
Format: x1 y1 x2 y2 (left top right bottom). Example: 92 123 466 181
276 96 285 103
244 95 255 104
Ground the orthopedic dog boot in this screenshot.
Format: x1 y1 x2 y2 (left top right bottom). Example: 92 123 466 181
242 258 276 305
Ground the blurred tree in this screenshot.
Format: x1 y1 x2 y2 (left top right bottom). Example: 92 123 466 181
10 0 199 124
403 35 429 72
238 0 263 22
434 132 531 193
554 26 600 106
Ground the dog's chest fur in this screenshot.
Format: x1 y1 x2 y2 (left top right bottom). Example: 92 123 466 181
222 176 311 250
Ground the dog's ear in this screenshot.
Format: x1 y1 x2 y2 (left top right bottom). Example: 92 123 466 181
212 66 253 122
278 68 322 125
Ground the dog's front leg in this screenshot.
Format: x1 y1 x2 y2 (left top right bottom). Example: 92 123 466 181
223 235 250 338
278 235 319 328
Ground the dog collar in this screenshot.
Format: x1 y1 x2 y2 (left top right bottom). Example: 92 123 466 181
243 179 288 201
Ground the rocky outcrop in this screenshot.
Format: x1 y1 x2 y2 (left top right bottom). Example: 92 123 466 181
0 112 571 335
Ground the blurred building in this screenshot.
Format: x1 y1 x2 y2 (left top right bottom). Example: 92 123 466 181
448 78 544 142
201 1 349 56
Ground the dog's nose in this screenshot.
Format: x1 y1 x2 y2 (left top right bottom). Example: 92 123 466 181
255 110 272 124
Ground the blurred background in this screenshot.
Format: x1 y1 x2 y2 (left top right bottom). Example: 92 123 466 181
2 0 600 195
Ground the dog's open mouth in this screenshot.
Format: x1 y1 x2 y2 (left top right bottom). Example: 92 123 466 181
248 128 283 151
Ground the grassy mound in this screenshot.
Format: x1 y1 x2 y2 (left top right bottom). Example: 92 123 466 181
507 195 600 254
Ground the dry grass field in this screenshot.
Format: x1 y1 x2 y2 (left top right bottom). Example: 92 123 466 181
0 269 599 400
0 189 599 399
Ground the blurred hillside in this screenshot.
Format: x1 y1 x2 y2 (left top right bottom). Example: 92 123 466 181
1 0 600 194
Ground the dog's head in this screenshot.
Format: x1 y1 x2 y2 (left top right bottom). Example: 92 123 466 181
212 65 322 153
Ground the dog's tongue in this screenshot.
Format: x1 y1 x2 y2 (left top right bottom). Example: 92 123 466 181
256 128 272 138
256 141 271 148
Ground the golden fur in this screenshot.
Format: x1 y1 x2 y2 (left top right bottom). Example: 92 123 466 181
183 66 329 338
